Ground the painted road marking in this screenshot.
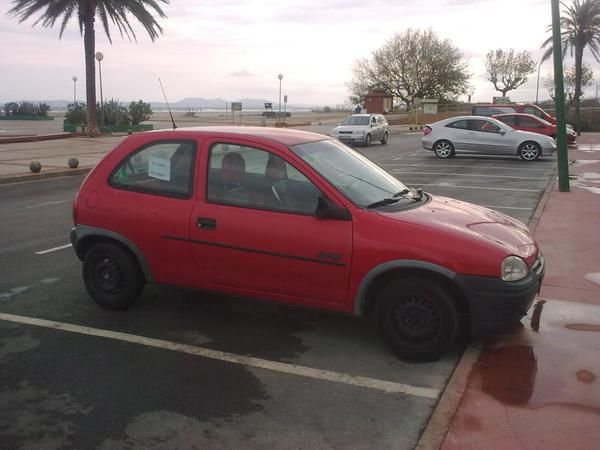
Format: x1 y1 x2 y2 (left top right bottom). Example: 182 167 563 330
381 163 552 172
414 184 539 192
25 200 69 209
389 170 547 180
35 244 72 255
0 312 440 400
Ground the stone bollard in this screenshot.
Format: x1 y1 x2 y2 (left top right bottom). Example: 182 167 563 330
68 158 79 168
29 161 42 173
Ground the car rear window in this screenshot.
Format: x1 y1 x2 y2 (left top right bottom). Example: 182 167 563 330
109 140 197 198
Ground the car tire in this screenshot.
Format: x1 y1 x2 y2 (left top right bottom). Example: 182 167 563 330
433 140 455 158
376 277 461 361
364 134 371 146
518 141 541 161
83 242 144 310
381 132 389 145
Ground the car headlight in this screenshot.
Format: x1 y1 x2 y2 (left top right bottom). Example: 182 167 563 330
354 130 365 136
501 256 528 281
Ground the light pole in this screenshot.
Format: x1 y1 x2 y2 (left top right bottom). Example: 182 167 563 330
535 59 543 105
72 76 78 104
95 52 104 126
277 74 283 120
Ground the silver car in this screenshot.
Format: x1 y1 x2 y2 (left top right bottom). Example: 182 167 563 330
330 114 389 146
422 116 557 161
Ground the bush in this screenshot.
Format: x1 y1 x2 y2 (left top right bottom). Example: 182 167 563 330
65 102 87 124
2 101 50 117
129 100 152 125
102 99 130 126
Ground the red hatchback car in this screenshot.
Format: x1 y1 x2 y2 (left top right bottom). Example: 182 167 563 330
71 127 545 360
492 113 577 145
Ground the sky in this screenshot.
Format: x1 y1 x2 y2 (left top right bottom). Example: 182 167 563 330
1 0 598 106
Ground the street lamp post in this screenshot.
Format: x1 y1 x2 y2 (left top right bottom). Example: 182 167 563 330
535 59 542 105
95 52 104 126
278 74 283 120
72 76 78 104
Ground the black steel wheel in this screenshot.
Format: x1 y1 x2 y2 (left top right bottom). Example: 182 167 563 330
82 242 144 310
376 277 461 361
364 134 371 146
381 132 389 145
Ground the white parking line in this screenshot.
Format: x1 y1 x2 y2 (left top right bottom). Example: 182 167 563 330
25 200 69 209
389 171 548 180
381 163 553 172
35 244 72 255
0 312 440 400
416 184 539 192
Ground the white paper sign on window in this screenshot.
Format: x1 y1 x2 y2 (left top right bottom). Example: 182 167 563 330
148 157 171 181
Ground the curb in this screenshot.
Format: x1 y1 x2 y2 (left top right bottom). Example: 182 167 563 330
415 170 558 450
0 166 92 185
0 132 73 144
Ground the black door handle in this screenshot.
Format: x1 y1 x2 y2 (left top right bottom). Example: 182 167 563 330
197 217 217 230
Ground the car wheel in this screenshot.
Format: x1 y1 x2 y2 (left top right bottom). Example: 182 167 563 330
364 134 371 146
433 140 454 158
83 242 144 310
519 141 541 161
381 132 389 145
376 277 461 361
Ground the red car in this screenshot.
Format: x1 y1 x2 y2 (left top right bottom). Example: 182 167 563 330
492 113 577 145
71 127 544 360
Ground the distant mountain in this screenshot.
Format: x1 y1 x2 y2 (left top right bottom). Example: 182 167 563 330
1 97 317 111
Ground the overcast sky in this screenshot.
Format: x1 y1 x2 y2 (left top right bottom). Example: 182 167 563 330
1 0 598 106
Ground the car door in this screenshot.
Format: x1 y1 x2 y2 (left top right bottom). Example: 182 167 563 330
467 119 514 154
189 138 353 304
517 115 548 136
105 139 198 286
443 119 473 151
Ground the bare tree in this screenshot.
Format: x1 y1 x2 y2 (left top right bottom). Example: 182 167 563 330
348 29 470 110
544 63 594 110
485 49 536 98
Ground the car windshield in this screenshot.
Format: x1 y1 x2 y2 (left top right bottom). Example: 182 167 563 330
290 139 411 208
341 116 370 126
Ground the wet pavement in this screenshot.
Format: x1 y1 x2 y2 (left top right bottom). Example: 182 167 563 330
440 136 600 450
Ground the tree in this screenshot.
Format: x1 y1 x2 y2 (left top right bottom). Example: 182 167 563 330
485 49 536 97
541 0 600 135
544 63 594 109
348 29 470 110
8 0 168 136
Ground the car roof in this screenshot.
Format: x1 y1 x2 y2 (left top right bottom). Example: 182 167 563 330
142 126 329 146
493 113 541 119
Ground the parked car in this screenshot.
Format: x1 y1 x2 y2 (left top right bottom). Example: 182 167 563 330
492 113 577 145
71 127 544 361
422 116 557 161
472 103 574 130
330 114 389 146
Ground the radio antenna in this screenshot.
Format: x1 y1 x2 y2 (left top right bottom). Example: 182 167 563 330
158 77 177 129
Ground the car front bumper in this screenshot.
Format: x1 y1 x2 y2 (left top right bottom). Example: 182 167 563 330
333 135 366 145
455 254 545 336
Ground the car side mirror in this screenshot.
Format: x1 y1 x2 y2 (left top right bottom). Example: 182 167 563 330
315 196 351 221
499 130 506 135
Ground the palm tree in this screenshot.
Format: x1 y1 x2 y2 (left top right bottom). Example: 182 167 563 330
7 0 168 136
541 0 600 136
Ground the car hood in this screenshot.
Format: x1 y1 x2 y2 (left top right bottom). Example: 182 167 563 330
332 125 369 133
379 195 537 262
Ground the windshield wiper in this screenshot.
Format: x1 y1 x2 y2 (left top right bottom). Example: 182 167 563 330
366 197 401 209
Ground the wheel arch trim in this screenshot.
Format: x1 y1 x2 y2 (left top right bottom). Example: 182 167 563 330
71 225 154 282
353 260 459 315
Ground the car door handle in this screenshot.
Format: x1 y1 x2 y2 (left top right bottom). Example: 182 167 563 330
197 217 217 230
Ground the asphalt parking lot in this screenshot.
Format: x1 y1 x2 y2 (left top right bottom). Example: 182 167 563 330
0 132 556 449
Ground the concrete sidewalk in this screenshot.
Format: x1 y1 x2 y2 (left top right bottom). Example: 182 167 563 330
437 135 600 450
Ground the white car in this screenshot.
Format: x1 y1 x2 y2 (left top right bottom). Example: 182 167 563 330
330 114 389 146
422 116 557 161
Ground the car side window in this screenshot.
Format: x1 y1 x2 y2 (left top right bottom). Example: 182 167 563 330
446 120 469 129
470 120 501 133
109 140 196 198
206 143 321 215
520 117 542 128
498 116 517 127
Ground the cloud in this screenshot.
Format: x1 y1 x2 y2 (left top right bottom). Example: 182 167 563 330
229 70 256 77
